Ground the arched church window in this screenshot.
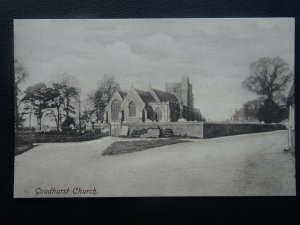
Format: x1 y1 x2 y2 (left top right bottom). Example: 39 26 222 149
129 101 136 117
111 99 121 121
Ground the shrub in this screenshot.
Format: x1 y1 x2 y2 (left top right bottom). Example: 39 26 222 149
32 130 107 143
15 132 34 147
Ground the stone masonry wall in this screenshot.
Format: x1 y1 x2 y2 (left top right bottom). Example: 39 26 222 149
122 122 204 138
114 122 285 138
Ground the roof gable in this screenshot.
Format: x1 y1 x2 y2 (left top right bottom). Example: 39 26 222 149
105 90 126 111
118 91 127 99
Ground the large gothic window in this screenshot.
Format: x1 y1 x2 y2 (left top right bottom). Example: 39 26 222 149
129 101 136 117
111 99 121 121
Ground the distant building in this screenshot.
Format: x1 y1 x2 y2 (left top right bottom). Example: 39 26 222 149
231 108 258 123
104 76 202 124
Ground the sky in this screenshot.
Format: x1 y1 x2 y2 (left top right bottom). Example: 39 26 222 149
14 18 294 122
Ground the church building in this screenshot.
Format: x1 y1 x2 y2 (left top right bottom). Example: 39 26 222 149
103 76 202 124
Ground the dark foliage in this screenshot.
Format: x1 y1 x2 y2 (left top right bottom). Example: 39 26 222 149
258 98 288 124
23 83 51 130
203 123 286 138
242 57 292 123
61 116 76 130
28 130 106 143
15 132 34 146
243 98 264 122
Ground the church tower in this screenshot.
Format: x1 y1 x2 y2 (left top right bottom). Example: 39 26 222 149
181 75 194 108
165 75 194 108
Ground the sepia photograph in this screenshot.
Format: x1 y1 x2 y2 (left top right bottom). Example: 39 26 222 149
14 18 295 197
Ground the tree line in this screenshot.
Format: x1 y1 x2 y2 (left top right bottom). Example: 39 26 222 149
15 59 119 131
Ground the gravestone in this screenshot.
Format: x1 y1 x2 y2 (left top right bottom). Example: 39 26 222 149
119 126 129 137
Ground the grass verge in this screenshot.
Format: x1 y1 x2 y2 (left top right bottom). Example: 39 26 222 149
16 131 108 144
15 144 38 156
102 139 191 155
32 132 108 143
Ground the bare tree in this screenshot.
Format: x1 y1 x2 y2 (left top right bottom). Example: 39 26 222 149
80 97 95 123
14 59 29 129
89 75 120 122
243 57 293 101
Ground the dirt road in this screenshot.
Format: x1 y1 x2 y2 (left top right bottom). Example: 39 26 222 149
14 130 295 197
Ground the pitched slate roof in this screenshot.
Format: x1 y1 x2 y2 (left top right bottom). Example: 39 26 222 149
135 89 156 104
152 88 178 103
118 91 127 99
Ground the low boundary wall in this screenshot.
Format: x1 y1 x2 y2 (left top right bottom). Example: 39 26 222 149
110 122 286 138
122 122 204 138
203 123 286 139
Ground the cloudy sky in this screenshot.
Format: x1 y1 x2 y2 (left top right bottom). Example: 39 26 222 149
15 18 294 121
